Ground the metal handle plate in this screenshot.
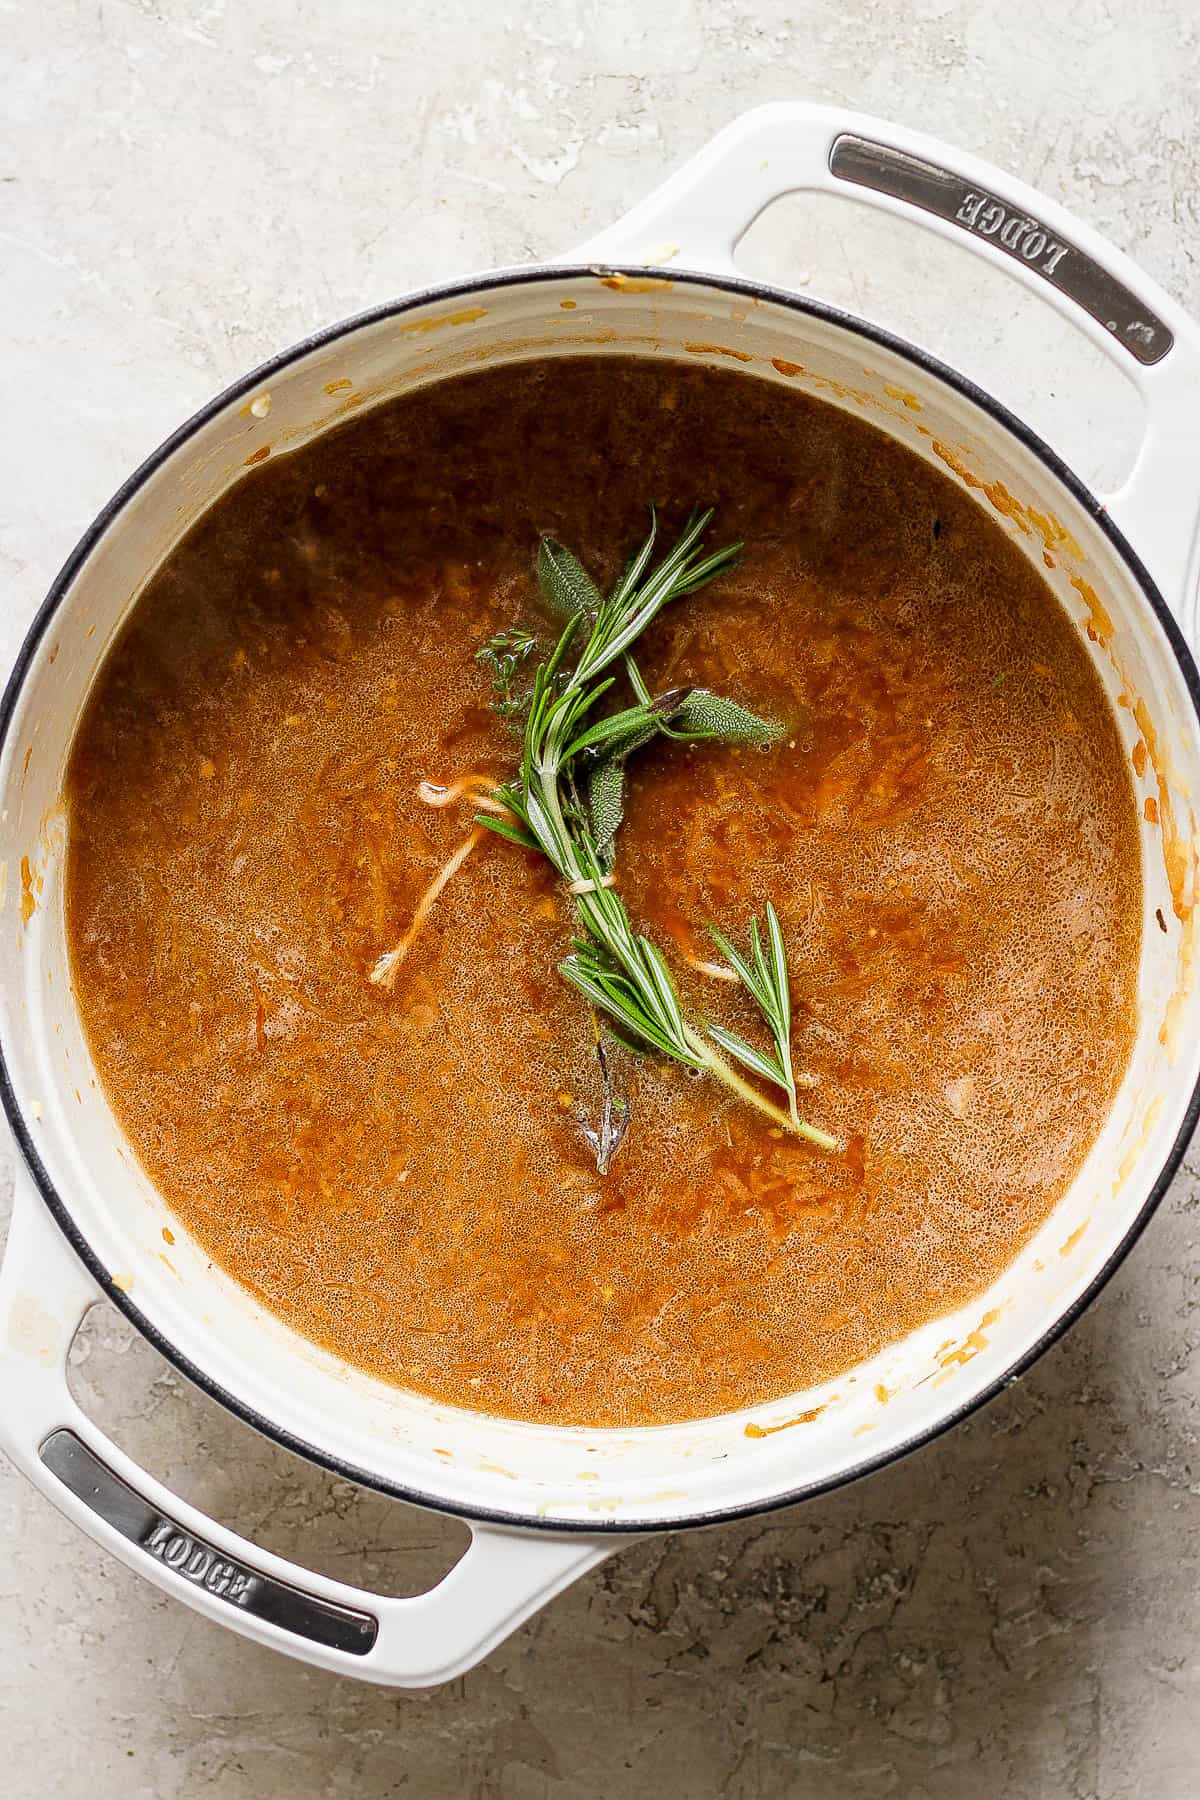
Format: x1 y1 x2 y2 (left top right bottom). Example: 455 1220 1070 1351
40 1429 379 1655
830 133 1174 367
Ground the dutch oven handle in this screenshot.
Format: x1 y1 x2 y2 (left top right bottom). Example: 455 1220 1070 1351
0 1171 625 1686
578 102 1200 638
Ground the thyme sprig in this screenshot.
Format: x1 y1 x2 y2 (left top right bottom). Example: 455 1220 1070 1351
478 510 839 1154
476 625 538 718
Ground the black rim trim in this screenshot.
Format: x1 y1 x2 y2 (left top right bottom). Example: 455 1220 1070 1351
4 261 1200 1536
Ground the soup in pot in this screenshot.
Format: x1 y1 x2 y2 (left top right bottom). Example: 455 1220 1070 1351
64 356 1141 1426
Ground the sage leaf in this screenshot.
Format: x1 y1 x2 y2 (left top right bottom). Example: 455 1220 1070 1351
668 690 783 743
537 538 604 621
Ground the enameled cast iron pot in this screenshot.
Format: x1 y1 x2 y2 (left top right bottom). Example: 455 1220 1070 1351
3 104 1200 1687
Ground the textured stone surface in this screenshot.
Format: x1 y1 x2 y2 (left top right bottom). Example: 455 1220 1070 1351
4 3 1200 1794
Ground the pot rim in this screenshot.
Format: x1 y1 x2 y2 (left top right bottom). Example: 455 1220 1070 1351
5 260 1200 1534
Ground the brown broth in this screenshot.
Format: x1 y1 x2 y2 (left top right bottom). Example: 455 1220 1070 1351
64 357 1141 1426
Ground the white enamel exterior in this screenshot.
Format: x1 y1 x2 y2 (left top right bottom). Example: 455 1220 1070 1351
3 103 1200 1687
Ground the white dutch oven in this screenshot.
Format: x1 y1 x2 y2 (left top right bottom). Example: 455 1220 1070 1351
3 103 1200 1687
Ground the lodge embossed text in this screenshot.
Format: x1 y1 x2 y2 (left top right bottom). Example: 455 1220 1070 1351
143 1518 259 1606
955 192 1069 277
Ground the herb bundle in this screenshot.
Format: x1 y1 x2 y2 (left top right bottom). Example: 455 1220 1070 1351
477 510 840 1158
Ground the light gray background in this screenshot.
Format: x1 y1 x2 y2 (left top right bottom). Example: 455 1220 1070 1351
4 3 1200 1795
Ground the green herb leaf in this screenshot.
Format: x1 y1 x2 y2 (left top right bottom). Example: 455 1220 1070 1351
537 538 604 621
476 625 539 717
587 756 633 863
706 1025 789 1092
582 689 779 863
474 813 540 850
708 924 766 1010
765 902 790 1034
709 906 801 1126
665 690 782 743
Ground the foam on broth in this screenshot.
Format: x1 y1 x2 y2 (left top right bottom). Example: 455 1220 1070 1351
64 357 1140 1426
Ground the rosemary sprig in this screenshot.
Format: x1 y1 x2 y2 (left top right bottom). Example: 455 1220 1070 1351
708 904 802 1129
478 510 839 1155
